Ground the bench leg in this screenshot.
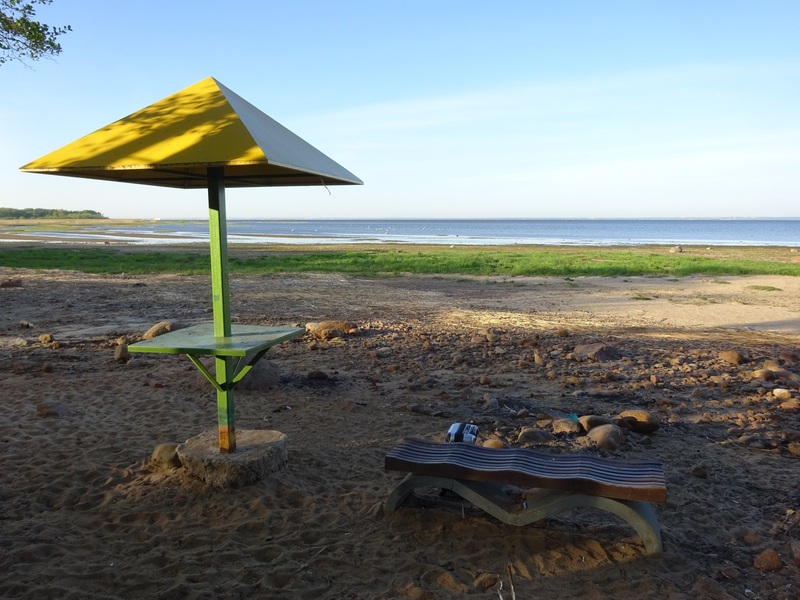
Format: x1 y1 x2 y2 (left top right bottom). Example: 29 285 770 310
385 475 663 555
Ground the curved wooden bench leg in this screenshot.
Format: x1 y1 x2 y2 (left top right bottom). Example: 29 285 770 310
385 474 459 511
385 475 663 555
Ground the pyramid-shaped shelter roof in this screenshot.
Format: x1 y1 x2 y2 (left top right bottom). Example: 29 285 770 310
20 77 362 189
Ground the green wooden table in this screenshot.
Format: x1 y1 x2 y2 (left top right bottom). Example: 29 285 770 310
129 323 304 452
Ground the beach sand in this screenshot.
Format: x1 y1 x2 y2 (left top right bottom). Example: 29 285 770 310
1 266 799 599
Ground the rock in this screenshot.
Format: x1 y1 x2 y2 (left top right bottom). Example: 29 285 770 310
306 321 359 339
751 368 775 381
753 548 782 572
38 333 53 344
780 398 800 411
773 388 793 400
482 396 499 410
779 351 799 364
374 347 392 359
151 443 182 469
719 350 745 365
317 328 343 340
741 528 762 546
516 408 529 419
618 409 659 434
530 350 544 366
690 465 708 478
517 427 555 446
142 320 186 339
473 572 500 589
586 424 624 451
788 442 800 457
578 415 613 432
114 343 131 362
482 438 508 449
573 343 620 361
552 418 581 434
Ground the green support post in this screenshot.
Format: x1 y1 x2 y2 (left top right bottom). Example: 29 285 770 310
207 167 236 453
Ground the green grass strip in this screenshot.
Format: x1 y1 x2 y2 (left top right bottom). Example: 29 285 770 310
0 246 798 277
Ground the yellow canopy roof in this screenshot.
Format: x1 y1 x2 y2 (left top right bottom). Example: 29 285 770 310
20 77 362 189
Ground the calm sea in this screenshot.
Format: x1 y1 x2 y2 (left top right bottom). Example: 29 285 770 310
35 219 800 246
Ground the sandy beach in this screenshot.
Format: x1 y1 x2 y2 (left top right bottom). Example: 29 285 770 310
1 265 799 599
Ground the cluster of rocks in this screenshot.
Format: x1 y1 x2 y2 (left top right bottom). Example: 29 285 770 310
484 408 660 452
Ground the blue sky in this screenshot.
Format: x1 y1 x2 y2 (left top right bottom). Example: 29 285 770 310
2 0 798 219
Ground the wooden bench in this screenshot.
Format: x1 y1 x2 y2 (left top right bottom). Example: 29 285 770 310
384 438 667 554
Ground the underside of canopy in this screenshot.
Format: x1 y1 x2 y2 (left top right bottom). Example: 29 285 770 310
20 77 362 189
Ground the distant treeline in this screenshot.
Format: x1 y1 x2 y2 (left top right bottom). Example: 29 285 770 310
0 208 106 219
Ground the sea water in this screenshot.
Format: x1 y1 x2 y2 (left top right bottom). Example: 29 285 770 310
18 219 800 246
112 219 800 246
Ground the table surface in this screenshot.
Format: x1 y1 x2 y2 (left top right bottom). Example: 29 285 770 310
128 323 305 357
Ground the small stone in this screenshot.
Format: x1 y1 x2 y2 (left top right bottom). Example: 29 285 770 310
479 375 491 386
780 398 800 411
719 350 745 365
779 351 799 364
741 528 762 546
114 343 131 362
473 572 500 589
787 442 800 457
753 548 782 572
573 343 621 361
717 566 740 579
578 415 613 432
482 396 499 410
586 424 624 451
690 465 708 478
751 368 776 381
151 443 182 469
482 438 508 449
552 418 581 434
773 388 792 400
516 408 529 419
618 409 659 434
143 320 185 339
517 427 555 445
306 321 358 338
375 347 392 358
